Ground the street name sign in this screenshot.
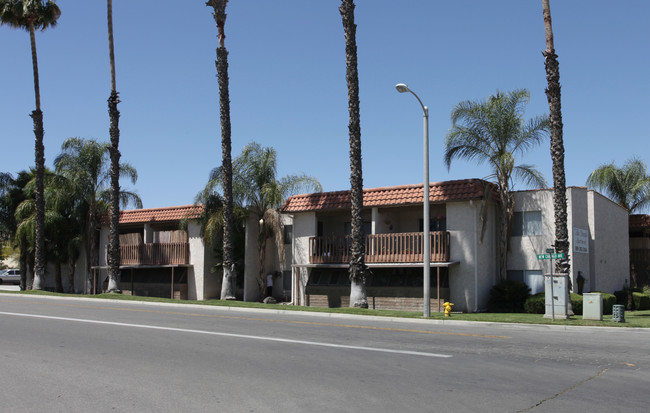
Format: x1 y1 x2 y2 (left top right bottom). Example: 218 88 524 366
537 253 565 260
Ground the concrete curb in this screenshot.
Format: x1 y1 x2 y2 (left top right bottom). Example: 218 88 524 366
2 292 649 334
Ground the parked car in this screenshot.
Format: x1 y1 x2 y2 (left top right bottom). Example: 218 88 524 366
0 268 20 285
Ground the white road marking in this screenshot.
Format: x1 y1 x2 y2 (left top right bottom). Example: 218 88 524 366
0 311 452 358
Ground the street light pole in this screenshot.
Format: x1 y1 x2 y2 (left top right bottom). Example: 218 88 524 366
396 83 430 317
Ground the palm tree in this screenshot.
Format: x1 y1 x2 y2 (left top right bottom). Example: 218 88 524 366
1 0 61 290
54 137 141 293
193 187 247 293
0 172 14 242
12 167 63 290
586 158 650 213
199 142 322 300
541 0 570 276
339 0 367 308
106 0 122 293
445 89 550 280
206 0 236 300
45 170 83 292
1 170 32 289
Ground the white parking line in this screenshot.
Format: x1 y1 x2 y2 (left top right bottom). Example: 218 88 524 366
0 310 452 359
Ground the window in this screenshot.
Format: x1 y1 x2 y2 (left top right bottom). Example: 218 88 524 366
283 225 293 244
524 270 544 294
512 211 542 236
419 217 446 232
507 269 544 294
506 270 524 282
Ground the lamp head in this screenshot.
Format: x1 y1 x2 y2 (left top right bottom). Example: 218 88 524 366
395 83 410 93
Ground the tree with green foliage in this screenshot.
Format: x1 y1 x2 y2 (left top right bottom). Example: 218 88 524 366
12 168 67 290
1 170 32 289
586 158 650 213
445 89 550 280
193 185 247 294
0 0 61 290
0 172 15 243
340 0 368 308
206 0 236 300
54 137 141 293
199 142 322 300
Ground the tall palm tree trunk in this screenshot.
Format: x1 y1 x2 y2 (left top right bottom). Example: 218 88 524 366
19 235 28 290
107 0 121 293
218 44 236 300
29 22 45 290
209 1 236 300
107 91 121 292
340 0 367 308
497 177 513 281
542 0 570 278
85 208 97 293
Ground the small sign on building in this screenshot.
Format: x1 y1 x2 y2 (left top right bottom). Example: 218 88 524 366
573 227 589 254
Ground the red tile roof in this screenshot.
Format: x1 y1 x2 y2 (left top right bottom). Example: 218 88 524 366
630 214 650 229
100 204 205 226
281 179 497 213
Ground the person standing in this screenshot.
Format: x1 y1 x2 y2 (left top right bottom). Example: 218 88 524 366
266 272 273 298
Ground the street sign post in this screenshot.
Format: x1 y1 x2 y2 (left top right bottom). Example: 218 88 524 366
536 253 565 260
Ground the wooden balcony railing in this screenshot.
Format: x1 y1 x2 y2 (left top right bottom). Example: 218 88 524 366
309 232 450 264
120 242 189 266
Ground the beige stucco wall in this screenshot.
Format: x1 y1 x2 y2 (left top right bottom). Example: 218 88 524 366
588 191 629 292
187 221 220 300
511 187 629 294
567 188 590 292
242 214 290 302
509 190 554 276
292 212 317 305
447 200 498 312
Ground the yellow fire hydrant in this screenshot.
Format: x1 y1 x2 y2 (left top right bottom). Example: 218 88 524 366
443 302 454 317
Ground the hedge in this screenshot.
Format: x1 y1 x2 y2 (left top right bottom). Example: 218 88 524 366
488 280 531 313
523 292 616 315
632 292 650 310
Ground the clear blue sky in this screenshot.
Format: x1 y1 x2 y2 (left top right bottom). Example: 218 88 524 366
2 1 649 211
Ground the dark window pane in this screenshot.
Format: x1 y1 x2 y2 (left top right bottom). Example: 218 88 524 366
283 225 293 244
512 212 523 236
507 270 524 282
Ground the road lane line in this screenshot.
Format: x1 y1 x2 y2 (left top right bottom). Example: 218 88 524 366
0 299 511 339
0 311 453 359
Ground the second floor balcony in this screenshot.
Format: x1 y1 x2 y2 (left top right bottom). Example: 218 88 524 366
120 242 189 266
309 231 450 264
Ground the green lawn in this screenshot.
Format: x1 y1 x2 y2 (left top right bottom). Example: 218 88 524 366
6 289 650 328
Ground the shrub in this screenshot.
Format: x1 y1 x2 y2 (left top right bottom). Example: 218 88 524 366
570 293 583 315
524 293 589 315
488 280 530 313
524 293 545 314
614 289 643 310
633 292 650 310
614 290 627 306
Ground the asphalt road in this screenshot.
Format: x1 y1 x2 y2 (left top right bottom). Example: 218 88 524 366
1 294 648 413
